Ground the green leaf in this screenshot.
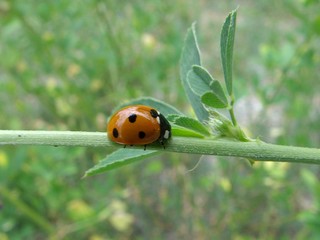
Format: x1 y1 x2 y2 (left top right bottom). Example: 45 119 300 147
201 91 228 108
192 65 214 85
187 69 211 96
167 114 211 136
113 97 184 117
84 149 159 176
180 22 209 122
209 80 228 106
188 65 228 108
220 8 237 95
171 125 206 138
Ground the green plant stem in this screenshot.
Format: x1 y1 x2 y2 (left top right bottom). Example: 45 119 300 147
0 130 107 147
229 95 238 126
1 130 320 164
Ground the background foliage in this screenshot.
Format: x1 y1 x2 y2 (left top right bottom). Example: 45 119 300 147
1 0 320 239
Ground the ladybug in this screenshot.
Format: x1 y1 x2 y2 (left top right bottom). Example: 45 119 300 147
107 105 171 149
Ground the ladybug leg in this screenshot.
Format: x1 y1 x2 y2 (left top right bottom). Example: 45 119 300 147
144 145 147 151
160 140 166 149
123 145 127 148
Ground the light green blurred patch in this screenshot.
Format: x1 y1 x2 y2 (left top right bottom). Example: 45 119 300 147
109 200 134 232
67 199 94 221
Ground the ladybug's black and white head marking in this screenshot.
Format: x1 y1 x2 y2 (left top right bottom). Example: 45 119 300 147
149 108 171 144
158 112 171 144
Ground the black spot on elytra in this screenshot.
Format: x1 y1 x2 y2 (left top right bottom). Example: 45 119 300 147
113 128 119 138
128 114 137 123
150 109 158 118
138 131 146 139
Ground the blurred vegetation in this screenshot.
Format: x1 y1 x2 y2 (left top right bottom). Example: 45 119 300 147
1 0 320 239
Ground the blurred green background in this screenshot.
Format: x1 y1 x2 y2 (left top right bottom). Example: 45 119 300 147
1 0 320 239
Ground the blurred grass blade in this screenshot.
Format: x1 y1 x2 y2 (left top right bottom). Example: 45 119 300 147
167 114 211 136
180 22 209 122
220 8 237 95
84 149 159 176
201 91 228 108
